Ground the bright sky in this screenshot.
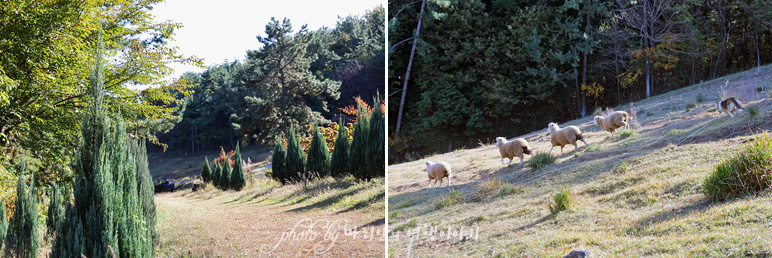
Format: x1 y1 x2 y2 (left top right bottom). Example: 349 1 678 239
150 0 384 82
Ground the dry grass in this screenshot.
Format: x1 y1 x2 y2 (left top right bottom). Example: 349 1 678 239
388 65 772 257
155 176 385 257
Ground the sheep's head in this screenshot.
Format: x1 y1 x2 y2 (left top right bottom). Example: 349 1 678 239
425 161 433 168
495 137 505 147
546 122 558 135
594 116 603 126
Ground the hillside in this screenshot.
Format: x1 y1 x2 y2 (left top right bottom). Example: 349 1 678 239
147 146 271 181
387 66 772 257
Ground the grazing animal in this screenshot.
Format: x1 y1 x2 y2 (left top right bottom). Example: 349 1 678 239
546 122 588 154
495 137 532 166
594 111 630 137
425 161 452 188
716 97 745 117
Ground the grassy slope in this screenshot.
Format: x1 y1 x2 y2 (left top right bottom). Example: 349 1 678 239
387 66 772 257
147 146 271 181
156 176 385 257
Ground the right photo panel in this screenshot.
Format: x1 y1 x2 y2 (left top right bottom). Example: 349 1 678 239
388 0 772 257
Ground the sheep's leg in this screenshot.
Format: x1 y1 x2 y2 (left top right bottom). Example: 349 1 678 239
500 158 505 165
437 178 443 188
574 142 578 151
508 158 512 166
581 138 588 147
428 179 432 188
729 111 735 117
518 157 524 166
560 146 564 154
549 146 555 154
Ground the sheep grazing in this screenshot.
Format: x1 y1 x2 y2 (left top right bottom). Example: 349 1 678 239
495 137 532 166
594 111 630 137
425 161 452 188
546 122 588 154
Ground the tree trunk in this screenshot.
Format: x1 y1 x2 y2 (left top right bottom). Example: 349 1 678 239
643 0 651 98
394 0 426 138
581 3 590 117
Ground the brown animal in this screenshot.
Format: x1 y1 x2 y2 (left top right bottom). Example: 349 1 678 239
495 137 532 166
425 161 452 188
546 122 588 154
717 97 745 117
594 111 630 137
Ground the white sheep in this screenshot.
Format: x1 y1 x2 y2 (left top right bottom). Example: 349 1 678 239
425 161 451 188
594 111 630 137
495 137 532 166
546 122 588 154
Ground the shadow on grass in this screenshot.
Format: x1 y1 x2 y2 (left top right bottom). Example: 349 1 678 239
285 184 370 213
337 190 385 214
633 199 712 229
515 213 554 231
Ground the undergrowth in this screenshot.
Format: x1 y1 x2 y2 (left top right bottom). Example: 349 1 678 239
703 133 772 201
549 188 573 215
528 152 556 171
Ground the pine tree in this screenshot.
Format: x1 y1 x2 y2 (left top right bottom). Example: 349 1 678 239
221 159 232 190
306 126 331 178
135 139 157 248
231 144 247 191
349 103 370 180
201 156 211 183
271 141 287 184
285 125 306 183
330 120 350 178
47 182 65 239
366 95 385 179
51 32 152 258
4 164 39 258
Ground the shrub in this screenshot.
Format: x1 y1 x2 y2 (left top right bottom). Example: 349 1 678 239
549 188 573 215
472 177 505 202
528 151 556 171
5 164 39 258
349 103 371 180
330 119 350 178
201 156 211 183
286 125 306 182
703 133 772 202
620 129 637 139
306 126 331 179
231 144 247 191
436 189 464 209
593 107 603 116
211 162 222 188
135 139 157 247
271 142 287 184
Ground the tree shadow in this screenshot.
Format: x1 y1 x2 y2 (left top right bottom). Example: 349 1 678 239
633 199 712 228
514 213 554 231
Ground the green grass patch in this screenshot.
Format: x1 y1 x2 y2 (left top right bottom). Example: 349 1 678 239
620 129 637 139
707 107 717 112
496 184 523 197
584 144 602 152
392 219 418 232
703 133 772 202
686 102 697 111
471 178 505 202
549 188 573 215
528 151 556 171
470 215 486 224
436 189 464 209
395 198 423 209
389 211 399 220
696 93 706 102
747 106 759 118
669 128 685 136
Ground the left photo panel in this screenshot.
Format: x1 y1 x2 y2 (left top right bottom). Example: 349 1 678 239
0 0 386 257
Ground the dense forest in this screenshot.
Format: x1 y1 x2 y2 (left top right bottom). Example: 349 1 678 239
155 8 385 154
388 0 772 163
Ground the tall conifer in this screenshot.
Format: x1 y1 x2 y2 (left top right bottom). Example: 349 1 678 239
306 126 331 178
271 141 287 184
330 120 350 178
4 164 39 258
201 156 211 183
231 144 247 191
285 125 306 182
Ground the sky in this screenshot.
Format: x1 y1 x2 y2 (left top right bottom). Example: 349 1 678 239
150 0 384 82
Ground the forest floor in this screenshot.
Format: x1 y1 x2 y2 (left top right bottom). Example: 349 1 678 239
155 176 385 257
387 65 772 257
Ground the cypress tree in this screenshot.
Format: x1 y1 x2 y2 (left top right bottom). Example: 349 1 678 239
285 125 306 182
271 141 287 184
306 126 331 179
367 95 385 179
211 162 222 188
51 32 152 258
135 139 157 249
0 198 6 251
231 144 247 191
349 103 370 180
4 164 39 258
47 182 65 239
221 159 232 190
330 120 350 178
201 156 211 183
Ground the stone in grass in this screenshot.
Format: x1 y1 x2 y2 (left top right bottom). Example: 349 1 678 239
564 249 592 258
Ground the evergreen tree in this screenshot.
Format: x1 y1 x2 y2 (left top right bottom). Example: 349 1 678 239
306 126 331 178
0 198 6 251
349 103 370 180
271 141 288 184
50 33 152 258
201 156 212 183
47 182 65 238
285 125 306 183
235 17 341 146
366 96 385 179
211 162 222 188
134 139 157 248
231 144 247 191
221 159 232 190
4 165 39 258
330 120 350 178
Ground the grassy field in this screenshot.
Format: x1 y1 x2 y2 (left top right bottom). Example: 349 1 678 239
387 66 772 257
155 176 385 257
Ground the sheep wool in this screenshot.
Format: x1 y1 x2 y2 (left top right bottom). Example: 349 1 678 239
425 161 452 188
547 122 588 154
594 111 629 137
495 137 532 166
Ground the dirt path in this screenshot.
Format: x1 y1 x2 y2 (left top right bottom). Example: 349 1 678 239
155 189 384 257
